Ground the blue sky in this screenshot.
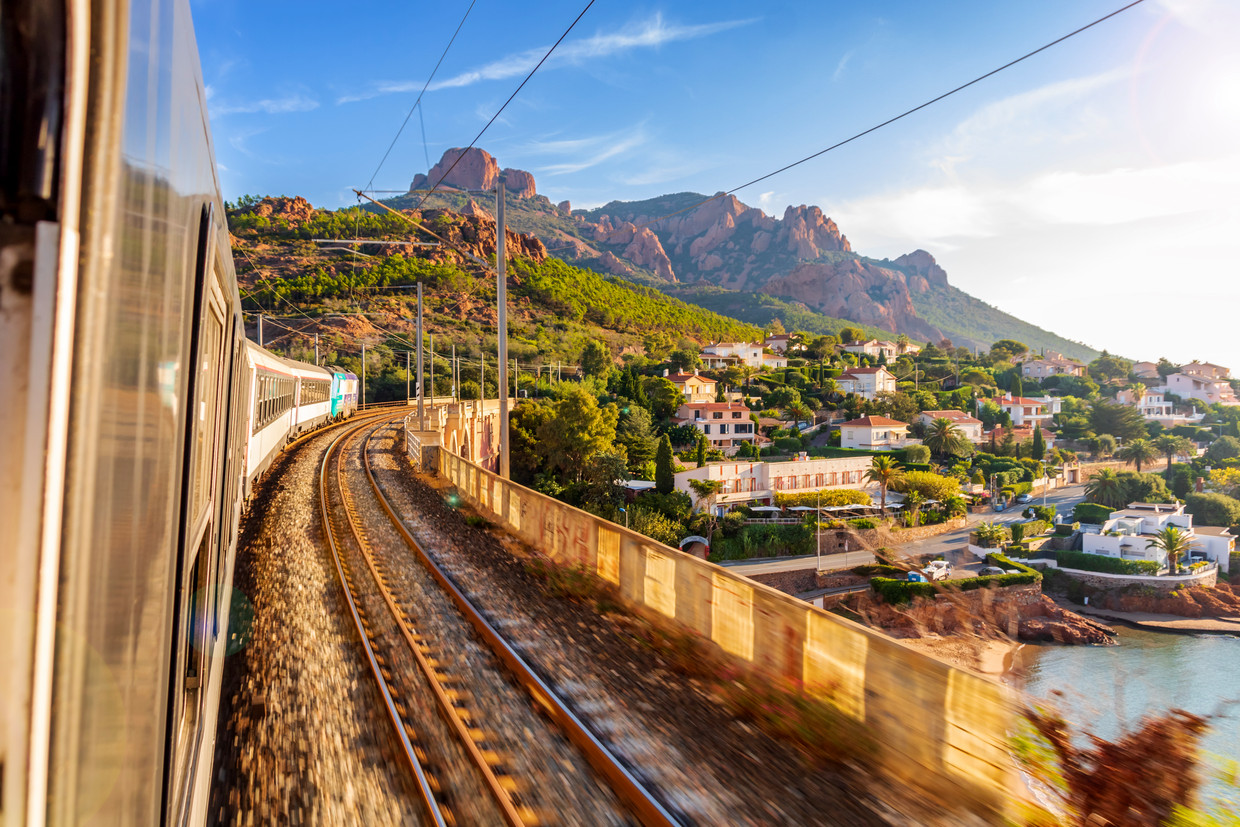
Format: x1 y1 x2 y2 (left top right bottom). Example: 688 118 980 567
195 0 1240 370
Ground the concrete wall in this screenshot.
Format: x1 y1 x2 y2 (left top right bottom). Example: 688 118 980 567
1040 561 1219 590
440 452 1016 815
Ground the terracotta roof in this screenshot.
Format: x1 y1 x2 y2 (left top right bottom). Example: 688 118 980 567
839 415 909 428
681 402 750 411
843 367 889 375
998 395 1046 406
666 372 715 383
922 410 983 424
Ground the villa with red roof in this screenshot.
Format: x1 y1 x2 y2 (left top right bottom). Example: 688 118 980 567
917 409 984 443
663 369 717 403
838 415 916 450
992 392 1061 428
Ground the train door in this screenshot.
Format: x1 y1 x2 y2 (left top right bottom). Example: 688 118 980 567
165 211 229 820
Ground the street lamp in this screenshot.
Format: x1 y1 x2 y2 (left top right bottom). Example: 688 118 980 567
618 506 628 529
816 487 822 572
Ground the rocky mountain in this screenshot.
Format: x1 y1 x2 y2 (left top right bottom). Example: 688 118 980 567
388 147 1098 359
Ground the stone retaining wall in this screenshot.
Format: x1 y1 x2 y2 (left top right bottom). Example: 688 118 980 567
1041 562 1219 590
439 452 1015 816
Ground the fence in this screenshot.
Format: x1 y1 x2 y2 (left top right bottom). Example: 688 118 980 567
438 451 1017 815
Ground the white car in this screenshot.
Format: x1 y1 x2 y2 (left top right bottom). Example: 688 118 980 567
1016 493 1033 504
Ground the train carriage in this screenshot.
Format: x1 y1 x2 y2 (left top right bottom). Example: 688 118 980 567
0 1 357 824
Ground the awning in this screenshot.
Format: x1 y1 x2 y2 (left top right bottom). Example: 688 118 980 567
750 506 782 512
788 506 819 512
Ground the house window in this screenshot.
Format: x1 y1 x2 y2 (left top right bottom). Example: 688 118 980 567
703 425 711 434
732 411 741 419
720 424 729 434
712 411 723 419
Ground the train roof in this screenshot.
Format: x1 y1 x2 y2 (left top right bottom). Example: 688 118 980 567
245 339 332 379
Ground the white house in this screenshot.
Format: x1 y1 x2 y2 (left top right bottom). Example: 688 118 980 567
701 342 763 369
836 366 897 400
673 455 874 512
842 339 920 360
1081 502 1233 573
918 409 984 443
764 334 793 353
672 401 757 453
762 353 789 370
993 393 1060 428
1114 387 1203 427
1132 361 1161 380
838 415 916 450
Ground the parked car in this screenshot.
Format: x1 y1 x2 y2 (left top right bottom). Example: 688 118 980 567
922 561 952 581
1016 493 1032 504
979 566 1007 576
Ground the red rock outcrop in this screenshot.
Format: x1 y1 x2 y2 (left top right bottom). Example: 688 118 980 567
250 195 314 224
416 208 547 265
893 249 950 292
777 205 851 259
500 167 536 199
761 259 939 340
1096 583 1240 617
410 147 500 192
557 200 571 215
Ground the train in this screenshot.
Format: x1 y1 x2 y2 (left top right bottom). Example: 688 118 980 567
1 1 360 824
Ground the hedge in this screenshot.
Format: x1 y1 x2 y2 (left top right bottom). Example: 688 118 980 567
851 564 907 578
1054 522 1080 536
870 554 1040 604
775 489 871 508
902 462 932 472
1073 502 1114 524
1057 550 1160 576
1232 550 1240 574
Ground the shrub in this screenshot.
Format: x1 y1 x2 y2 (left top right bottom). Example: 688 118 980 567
1011 523 1025 544
851 564 907 577
775 489 870 508
1185 492 1240 527
890 470 962 501
903 444 931 463
1055 521 1080 536
1058 550 1161 576
1232 549 1240 574
849 518 877 529
774 437 803 453
1073 502 1114 524
1023 505 1056 523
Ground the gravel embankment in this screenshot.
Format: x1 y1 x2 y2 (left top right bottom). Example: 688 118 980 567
367 424 932 827
209 426 421 825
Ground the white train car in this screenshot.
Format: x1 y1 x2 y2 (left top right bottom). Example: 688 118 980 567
244 341 301 494
285 357 333 437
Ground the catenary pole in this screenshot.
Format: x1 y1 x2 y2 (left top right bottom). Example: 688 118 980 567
417 282 425 429
496 179 510 478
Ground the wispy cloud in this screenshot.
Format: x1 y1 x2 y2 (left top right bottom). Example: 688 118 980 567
522 126 648 175
337 13 758 104
832 50 854 83
212 92 319 116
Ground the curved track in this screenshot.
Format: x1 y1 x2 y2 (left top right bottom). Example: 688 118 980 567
323 414 682 827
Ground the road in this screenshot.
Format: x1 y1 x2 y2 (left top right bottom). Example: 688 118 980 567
718 484 1088 577
718 550 876 576
895 484 1087 576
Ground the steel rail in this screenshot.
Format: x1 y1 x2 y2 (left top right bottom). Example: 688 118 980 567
319 422 449 827
363 423 683 827
344 425 532 826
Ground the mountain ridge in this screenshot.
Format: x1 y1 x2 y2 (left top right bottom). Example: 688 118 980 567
393 147 1100 359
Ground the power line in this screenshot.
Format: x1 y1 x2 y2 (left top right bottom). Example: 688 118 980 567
364 0 479 193
405 0 597 214
634 0 1149 232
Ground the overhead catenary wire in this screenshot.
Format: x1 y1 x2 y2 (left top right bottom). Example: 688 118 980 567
403 0 597 215
631 0 1149 233
363 0 479 194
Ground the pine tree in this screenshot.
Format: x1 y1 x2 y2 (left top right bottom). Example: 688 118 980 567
695 434 708 467
1032 426 1045 460
655 434 675 494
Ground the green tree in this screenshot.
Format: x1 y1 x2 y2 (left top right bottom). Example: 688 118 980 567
616 406 658 478
990 339 1029 361
1144 525 1195 574
923 417 968 461
902 489 926 527
509 399 554 485
1088 350 1133 385
1090 402 1147 442
865 455 905 513
1117 471 1173 504
1085 469 1125 509
577 452 630 516
1119 438 1158 473
1031 425 1046 461
642 376 684 420
536 386 619 482
655 434 675 494
1154 434 1193 476
628 507 682 547
1205 436 1240 464
1184 492 1240 527
667 347 701 373
695 433 708 468
1092 433 1118 458
581 339 613 379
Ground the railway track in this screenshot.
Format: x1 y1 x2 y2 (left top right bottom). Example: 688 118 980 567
320 415 681 827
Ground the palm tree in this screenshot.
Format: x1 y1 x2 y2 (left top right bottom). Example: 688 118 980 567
1085 469 1126 509
1145 524 1195 574
1119 437 1158 473
865 454 905 514
923 417 967 461
973 521 1008 548
903 490 926 527
1154 434 1193 475
895 333 910 356
688 478 725 546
